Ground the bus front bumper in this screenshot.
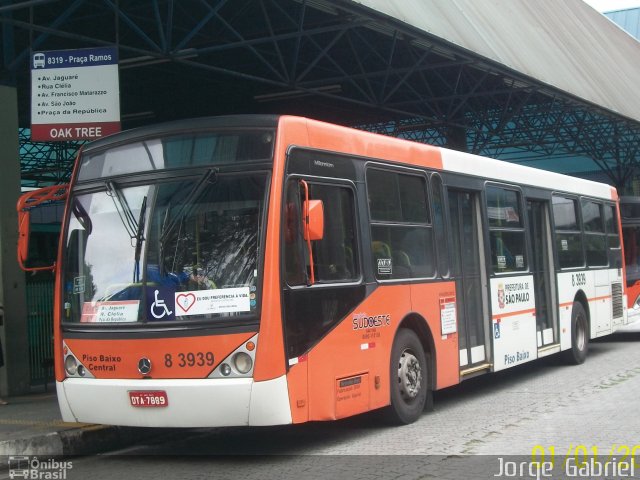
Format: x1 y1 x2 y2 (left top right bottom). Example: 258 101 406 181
57 376 292 427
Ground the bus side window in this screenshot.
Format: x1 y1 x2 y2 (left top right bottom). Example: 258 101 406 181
431 174 449 278
552 195 584 269
367 168 434 280
486 186 527 273
284 181 306 286
605 204 622 268
284 179 359 285
581 200 607 267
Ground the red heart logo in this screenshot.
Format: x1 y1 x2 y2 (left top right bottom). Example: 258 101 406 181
176 293 196 313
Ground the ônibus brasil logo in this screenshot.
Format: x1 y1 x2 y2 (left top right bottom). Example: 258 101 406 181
9 456 73 479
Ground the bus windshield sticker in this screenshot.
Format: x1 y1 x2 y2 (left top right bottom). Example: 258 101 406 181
147 287 175 321
440 301 457 335
515 255 524 269
73 276 86 294
497 255 507 269
174 287 251 316
81 300 140 323
491 277 534 314
561 239 569 251
377 258 392 275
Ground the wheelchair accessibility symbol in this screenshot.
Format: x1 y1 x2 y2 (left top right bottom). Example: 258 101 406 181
150 289 173 319
494 322 501 339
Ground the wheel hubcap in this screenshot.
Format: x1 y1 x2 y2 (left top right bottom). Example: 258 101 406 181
398 349 422 400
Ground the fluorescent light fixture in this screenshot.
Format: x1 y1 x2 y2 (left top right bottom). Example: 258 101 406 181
503 77 531 89
119 49 198 69
254 84 342 102
430 45 457 61
291 0 338 15
122 111 155 121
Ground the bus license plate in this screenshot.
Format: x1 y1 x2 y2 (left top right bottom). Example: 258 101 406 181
129 391 168 407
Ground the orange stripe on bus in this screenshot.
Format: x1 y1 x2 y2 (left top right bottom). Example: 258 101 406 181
492 308 536 320
610 186 619 201
298 116 444 171
559 295 611 311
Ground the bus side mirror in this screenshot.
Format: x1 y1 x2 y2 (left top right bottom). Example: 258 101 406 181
16 184 69 272
18 210 31 267
303 200 324 241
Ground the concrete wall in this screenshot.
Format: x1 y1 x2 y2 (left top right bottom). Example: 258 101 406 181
0 85 30 395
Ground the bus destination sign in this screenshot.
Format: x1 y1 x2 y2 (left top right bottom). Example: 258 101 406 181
30 46 121 141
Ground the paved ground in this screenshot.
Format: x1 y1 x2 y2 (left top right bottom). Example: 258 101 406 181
1 331 639 479
97 331 640 457
0 391 172 461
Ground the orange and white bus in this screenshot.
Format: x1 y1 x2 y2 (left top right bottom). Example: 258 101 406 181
621 196 640 319
17 115 628 427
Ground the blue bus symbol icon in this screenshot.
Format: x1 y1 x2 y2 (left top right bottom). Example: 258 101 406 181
33 53 45 69
9 456 30 479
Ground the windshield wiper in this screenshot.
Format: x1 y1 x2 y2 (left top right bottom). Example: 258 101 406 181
159 168 218 247
105 181 148 283
105 180 139 240
133 195 147 283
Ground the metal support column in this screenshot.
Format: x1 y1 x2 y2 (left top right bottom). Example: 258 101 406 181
0 85 29 396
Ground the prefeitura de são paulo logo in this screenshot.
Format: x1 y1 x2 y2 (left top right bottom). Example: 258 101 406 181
497 283 505 309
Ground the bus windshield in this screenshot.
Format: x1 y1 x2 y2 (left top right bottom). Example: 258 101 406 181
62 173 267 325
77 130 275 180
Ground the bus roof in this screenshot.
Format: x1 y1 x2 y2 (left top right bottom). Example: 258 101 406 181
82 114 616 201
285 116 617 202
82 115 279 154
440 148 616 201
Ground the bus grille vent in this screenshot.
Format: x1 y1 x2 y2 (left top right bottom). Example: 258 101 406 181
611 283 623 319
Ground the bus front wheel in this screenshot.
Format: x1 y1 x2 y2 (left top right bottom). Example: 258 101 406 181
563 301 589 365
386 328 431 424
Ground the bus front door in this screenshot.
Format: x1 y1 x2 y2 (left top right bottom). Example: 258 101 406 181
449 190 489 373
527 200 558 350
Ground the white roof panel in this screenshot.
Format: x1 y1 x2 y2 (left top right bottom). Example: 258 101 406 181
349 0 640 123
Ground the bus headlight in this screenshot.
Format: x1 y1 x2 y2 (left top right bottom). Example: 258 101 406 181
233 352 253 374
61 342 95 378
65 355 78 376
208 333 258 378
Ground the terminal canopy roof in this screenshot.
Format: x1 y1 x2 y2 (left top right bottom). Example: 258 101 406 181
2 0 639 189
352 0 640 124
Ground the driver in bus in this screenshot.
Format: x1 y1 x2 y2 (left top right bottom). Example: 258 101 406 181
147 264 216 290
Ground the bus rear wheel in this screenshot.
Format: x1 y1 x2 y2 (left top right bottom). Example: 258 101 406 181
563 301 589 365
386 328 430 424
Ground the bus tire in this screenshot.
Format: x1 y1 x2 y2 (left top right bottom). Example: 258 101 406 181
563 301 589 365
386 328 430 424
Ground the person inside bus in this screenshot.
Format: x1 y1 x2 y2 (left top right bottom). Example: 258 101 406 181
147 264 216 291
184 266 217 290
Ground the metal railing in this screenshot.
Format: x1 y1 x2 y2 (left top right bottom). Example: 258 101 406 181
25 280 55 387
